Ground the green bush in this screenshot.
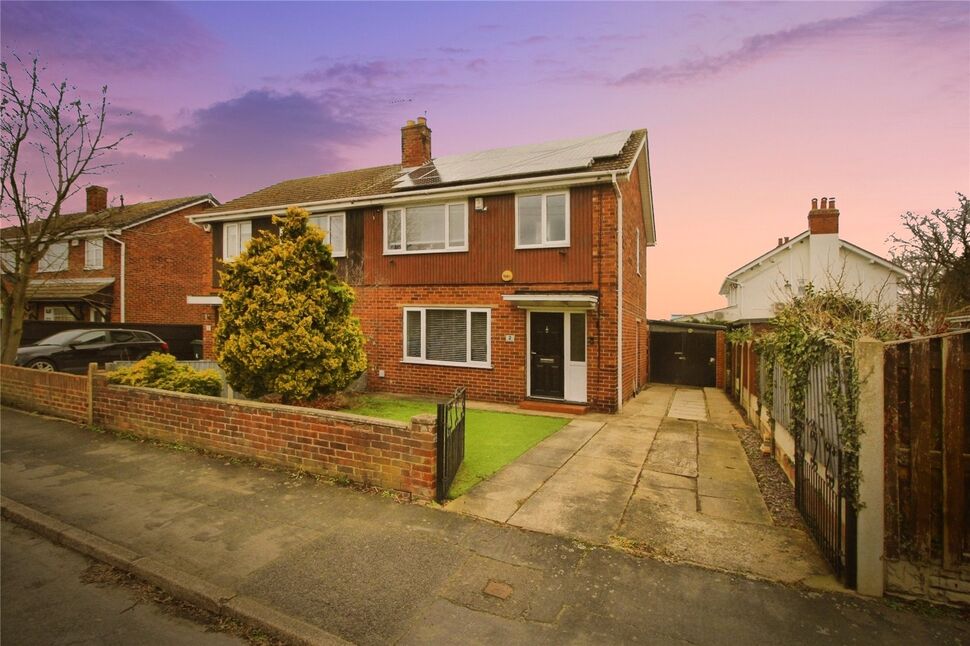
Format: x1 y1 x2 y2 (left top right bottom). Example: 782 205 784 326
107 353 223 397
214 206 367 403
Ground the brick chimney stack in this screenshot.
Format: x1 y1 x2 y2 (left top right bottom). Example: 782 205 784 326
808 195 839 235
401 117 431 168
86 185 108 213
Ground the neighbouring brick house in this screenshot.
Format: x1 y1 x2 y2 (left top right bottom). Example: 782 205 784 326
2 187 218 324
189 119 656 412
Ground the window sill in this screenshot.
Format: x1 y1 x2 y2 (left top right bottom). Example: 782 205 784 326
515 242 570 250
384 247 468 256
401 358 492 370
84 266 103 271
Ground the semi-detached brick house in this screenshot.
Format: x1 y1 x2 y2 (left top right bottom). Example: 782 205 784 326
189 119 656 412
1 187 218 324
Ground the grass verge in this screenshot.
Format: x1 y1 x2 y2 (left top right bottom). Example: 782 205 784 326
348 395 569 498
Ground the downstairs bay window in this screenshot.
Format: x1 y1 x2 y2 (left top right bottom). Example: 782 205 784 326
403 307 490 368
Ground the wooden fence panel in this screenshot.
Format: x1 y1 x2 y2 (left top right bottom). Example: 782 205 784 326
942 334 966 568
910 339 933 560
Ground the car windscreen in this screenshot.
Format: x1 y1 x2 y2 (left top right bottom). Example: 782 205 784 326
33 330 85 346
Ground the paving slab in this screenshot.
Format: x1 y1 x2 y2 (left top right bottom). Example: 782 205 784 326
507 471 633 544
667 389 708 421
574 427 653 467
638 469 697 491
556 454 642 485
631 483 698 514
447 462 556 523
698 494 773 525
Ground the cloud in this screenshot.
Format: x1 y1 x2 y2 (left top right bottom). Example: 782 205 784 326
616 2 970 86
300 61 397 88
0 1 217 74
438 47 470 55
106 89 370 202
509 35 549 47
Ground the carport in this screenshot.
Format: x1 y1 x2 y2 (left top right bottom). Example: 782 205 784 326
648 320 726 388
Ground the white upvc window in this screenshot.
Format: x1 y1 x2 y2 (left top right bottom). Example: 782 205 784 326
515 190 569 249
223 220 252 262
403 307 491 368
1 245 15 273
39 242 69 273
308 212 346 257
636 228 641 276
384 202 467 254
85 237 104 270
44 306 74 321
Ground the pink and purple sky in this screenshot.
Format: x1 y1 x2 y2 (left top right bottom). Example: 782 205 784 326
2 1 968 319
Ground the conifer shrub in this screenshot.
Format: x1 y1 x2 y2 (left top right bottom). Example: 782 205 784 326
214 206 367 403
107 353 223 396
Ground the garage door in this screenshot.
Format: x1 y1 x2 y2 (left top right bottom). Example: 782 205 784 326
649 327 717 387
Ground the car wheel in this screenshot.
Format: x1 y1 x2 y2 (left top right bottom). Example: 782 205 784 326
26 358 57 372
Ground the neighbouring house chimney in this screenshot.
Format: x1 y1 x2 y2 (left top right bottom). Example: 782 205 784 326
401 116 432 168
86 185 108 213
808 195 839 235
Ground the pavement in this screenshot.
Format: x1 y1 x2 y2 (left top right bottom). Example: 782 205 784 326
448 385 830 585
2 405 968 645
1 519 243 646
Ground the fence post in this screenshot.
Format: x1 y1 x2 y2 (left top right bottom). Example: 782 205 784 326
87 362 97 427
854 337 885 597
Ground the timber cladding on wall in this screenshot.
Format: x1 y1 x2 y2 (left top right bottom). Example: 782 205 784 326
0 365 437 499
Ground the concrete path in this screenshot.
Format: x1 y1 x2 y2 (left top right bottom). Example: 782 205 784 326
2 406 968 645
449 386 831 585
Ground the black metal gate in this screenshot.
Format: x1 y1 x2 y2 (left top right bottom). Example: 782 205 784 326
793 357 857 587
436 387 466 502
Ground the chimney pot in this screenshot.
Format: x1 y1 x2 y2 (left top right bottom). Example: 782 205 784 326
820 197 828 209
401 118 432 167
86 185 108 213
406 119 415 126
829 197 836 209
777 237 783 247
811 198 818 209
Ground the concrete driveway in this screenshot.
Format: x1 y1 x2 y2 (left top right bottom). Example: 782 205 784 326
447 385 833 585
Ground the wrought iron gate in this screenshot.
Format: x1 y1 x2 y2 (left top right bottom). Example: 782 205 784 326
436 387 466 502
793 357 857 587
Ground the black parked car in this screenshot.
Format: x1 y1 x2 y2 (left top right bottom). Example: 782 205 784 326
15 329 170 373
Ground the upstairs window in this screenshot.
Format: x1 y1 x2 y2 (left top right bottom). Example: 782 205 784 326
403 307 490 368
85 238 104 270
516 191 569 248
39 242 69 273
384 202 467 254
309 212 346 257
223 221 252 262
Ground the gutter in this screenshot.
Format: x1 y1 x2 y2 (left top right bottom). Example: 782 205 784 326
104 231 126 322
612 171 623 412
190 170 622 223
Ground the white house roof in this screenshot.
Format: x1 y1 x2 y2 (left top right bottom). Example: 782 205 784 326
718 231 907 295
395 130 633 188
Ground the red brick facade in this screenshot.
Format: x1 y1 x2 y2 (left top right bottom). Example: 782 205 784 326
23 201 213 325
0 365 437 499
199 154 652 413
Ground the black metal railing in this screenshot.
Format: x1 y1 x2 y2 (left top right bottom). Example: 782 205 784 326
435 387 466 502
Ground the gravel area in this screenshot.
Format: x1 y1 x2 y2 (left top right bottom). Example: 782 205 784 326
735 421 806 530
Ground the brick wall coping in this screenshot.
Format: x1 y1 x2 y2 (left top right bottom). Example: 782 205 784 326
101 381 411 430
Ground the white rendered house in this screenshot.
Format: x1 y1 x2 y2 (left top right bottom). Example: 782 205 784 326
677 197 906 323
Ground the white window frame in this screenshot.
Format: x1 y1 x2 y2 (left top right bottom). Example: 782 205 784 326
515 190 570 249
402 306 491 369
85 237 104 270
636 228 641 276
383 202 468 255
222 220 252 262
308 212 346 258
38 242 69 273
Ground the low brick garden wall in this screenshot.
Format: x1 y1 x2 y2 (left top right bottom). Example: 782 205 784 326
1 365 437 499
1 365 89 424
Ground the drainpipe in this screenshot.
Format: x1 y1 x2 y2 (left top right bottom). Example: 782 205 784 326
104 231 126 322
612 172 623 412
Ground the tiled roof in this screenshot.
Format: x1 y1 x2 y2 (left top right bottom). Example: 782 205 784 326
2 195 215 239
209 129 647 215
26 277 115 300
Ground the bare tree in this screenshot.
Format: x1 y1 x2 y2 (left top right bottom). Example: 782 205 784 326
1 55 128 363
889 193 970 334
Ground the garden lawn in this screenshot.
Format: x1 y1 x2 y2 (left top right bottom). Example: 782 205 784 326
348 395 569 498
